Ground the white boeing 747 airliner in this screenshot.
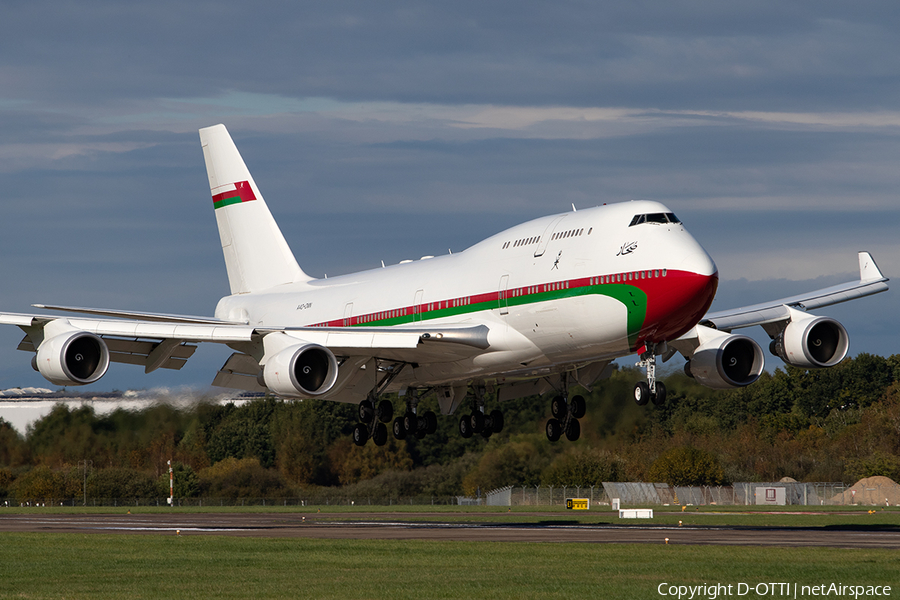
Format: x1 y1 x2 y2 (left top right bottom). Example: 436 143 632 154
0 125 889 446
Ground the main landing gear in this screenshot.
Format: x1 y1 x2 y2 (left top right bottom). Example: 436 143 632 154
458 386 504 440
545 393 585 442
352 395 395 447
391 389 438 441
634 344 666 407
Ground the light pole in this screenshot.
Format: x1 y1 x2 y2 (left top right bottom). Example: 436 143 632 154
167 460 173 506
77 460 92 506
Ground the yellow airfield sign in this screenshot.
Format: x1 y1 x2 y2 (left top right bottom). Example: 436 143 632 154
566 498 590 510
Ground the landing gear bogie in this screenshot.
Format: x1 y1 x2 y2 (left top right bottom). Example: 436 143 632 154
545 382 585 443
457 386 504 441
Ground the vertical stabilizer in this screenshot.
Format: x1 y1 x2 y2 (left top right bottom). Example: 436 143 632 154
199 124 311 294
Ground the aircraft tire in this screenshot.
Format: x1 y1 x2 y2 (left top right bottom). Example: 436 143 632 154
490 409 504 433
481 426 493 440
471 411 485 433
550 396 567 418
403 412 418 434
546 418 562 442
459 416 473 438
377 400 394 423
634 382 650 406
358 400 375 424
424 411 438 434
392 417 407 440
352 423 368 446
373 422 388 446
570 395 586 419
652 382 667 406
565 418 581 442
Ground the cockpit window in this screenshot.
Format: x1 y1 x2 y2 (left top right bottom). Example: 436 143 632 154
629 212 681 227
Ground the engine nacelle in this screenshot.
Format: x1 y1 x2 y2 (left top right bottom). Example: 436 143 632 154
262 343 339 398
770 314 848 368
33 331 110 386
685 332 765 389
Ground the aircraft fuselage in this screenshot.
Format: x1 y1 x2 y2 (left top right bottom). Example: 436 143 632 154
214 200 718 388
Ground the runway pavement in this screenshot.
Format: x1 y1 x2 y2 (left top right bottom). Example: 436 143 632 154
2 512 899 548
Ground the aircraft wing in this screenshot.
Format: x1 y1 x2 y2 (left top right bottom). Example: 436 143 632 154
700 251 889 333
0 310 490 379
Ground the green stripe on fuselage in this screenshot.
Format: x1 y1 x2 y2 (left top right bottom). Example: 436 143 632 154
352 284 647 347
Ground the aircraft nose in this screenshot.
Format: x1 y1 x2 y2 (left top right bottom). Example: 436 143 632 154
677 240 718 278
638 237 718 346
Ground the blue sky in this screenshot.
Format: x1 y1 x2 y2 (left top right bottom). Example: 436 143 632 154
0 1 896 392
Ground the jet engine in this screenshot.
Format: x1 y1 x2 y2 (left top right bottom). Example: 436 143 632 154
684 331 765 389
770 314 848 368
33 330 110 386
261 342 339 398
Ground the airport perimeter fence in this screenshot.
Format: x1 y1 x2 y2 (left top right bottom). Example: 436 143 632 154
482 482 890 507
4 482 895 508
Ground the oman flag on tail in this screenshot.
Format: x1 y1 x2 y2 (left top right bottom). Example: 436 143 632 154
212 181 256 210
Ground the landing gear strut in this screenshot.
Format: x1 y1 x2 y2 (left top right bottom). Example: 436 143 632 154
545 378 584 442
634 343 666 407
458 386 503 440
353 363 407 447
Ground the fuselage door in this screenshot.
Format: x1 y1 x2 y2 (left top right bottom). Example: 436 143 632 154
498 275 510 316
343 302 353 327
414 289 424 322
534 215 567 257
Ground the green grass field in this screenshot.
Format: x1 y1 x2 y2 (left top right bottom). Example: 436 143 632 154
2 506 898 599
1 534 897 600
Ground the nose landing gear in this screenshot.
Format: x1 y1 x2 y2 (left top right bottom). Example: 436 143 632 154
634 343 667 407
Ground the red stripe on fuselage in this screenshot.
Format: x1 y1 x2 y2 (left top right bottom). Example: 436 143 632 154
633 270 718 347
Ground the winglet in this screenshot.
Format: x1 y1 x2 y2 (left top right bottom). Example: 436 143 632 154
859 251 886 283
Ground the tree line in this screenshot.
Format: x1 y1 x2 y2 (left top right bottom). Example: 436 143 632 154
1 353 899 502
